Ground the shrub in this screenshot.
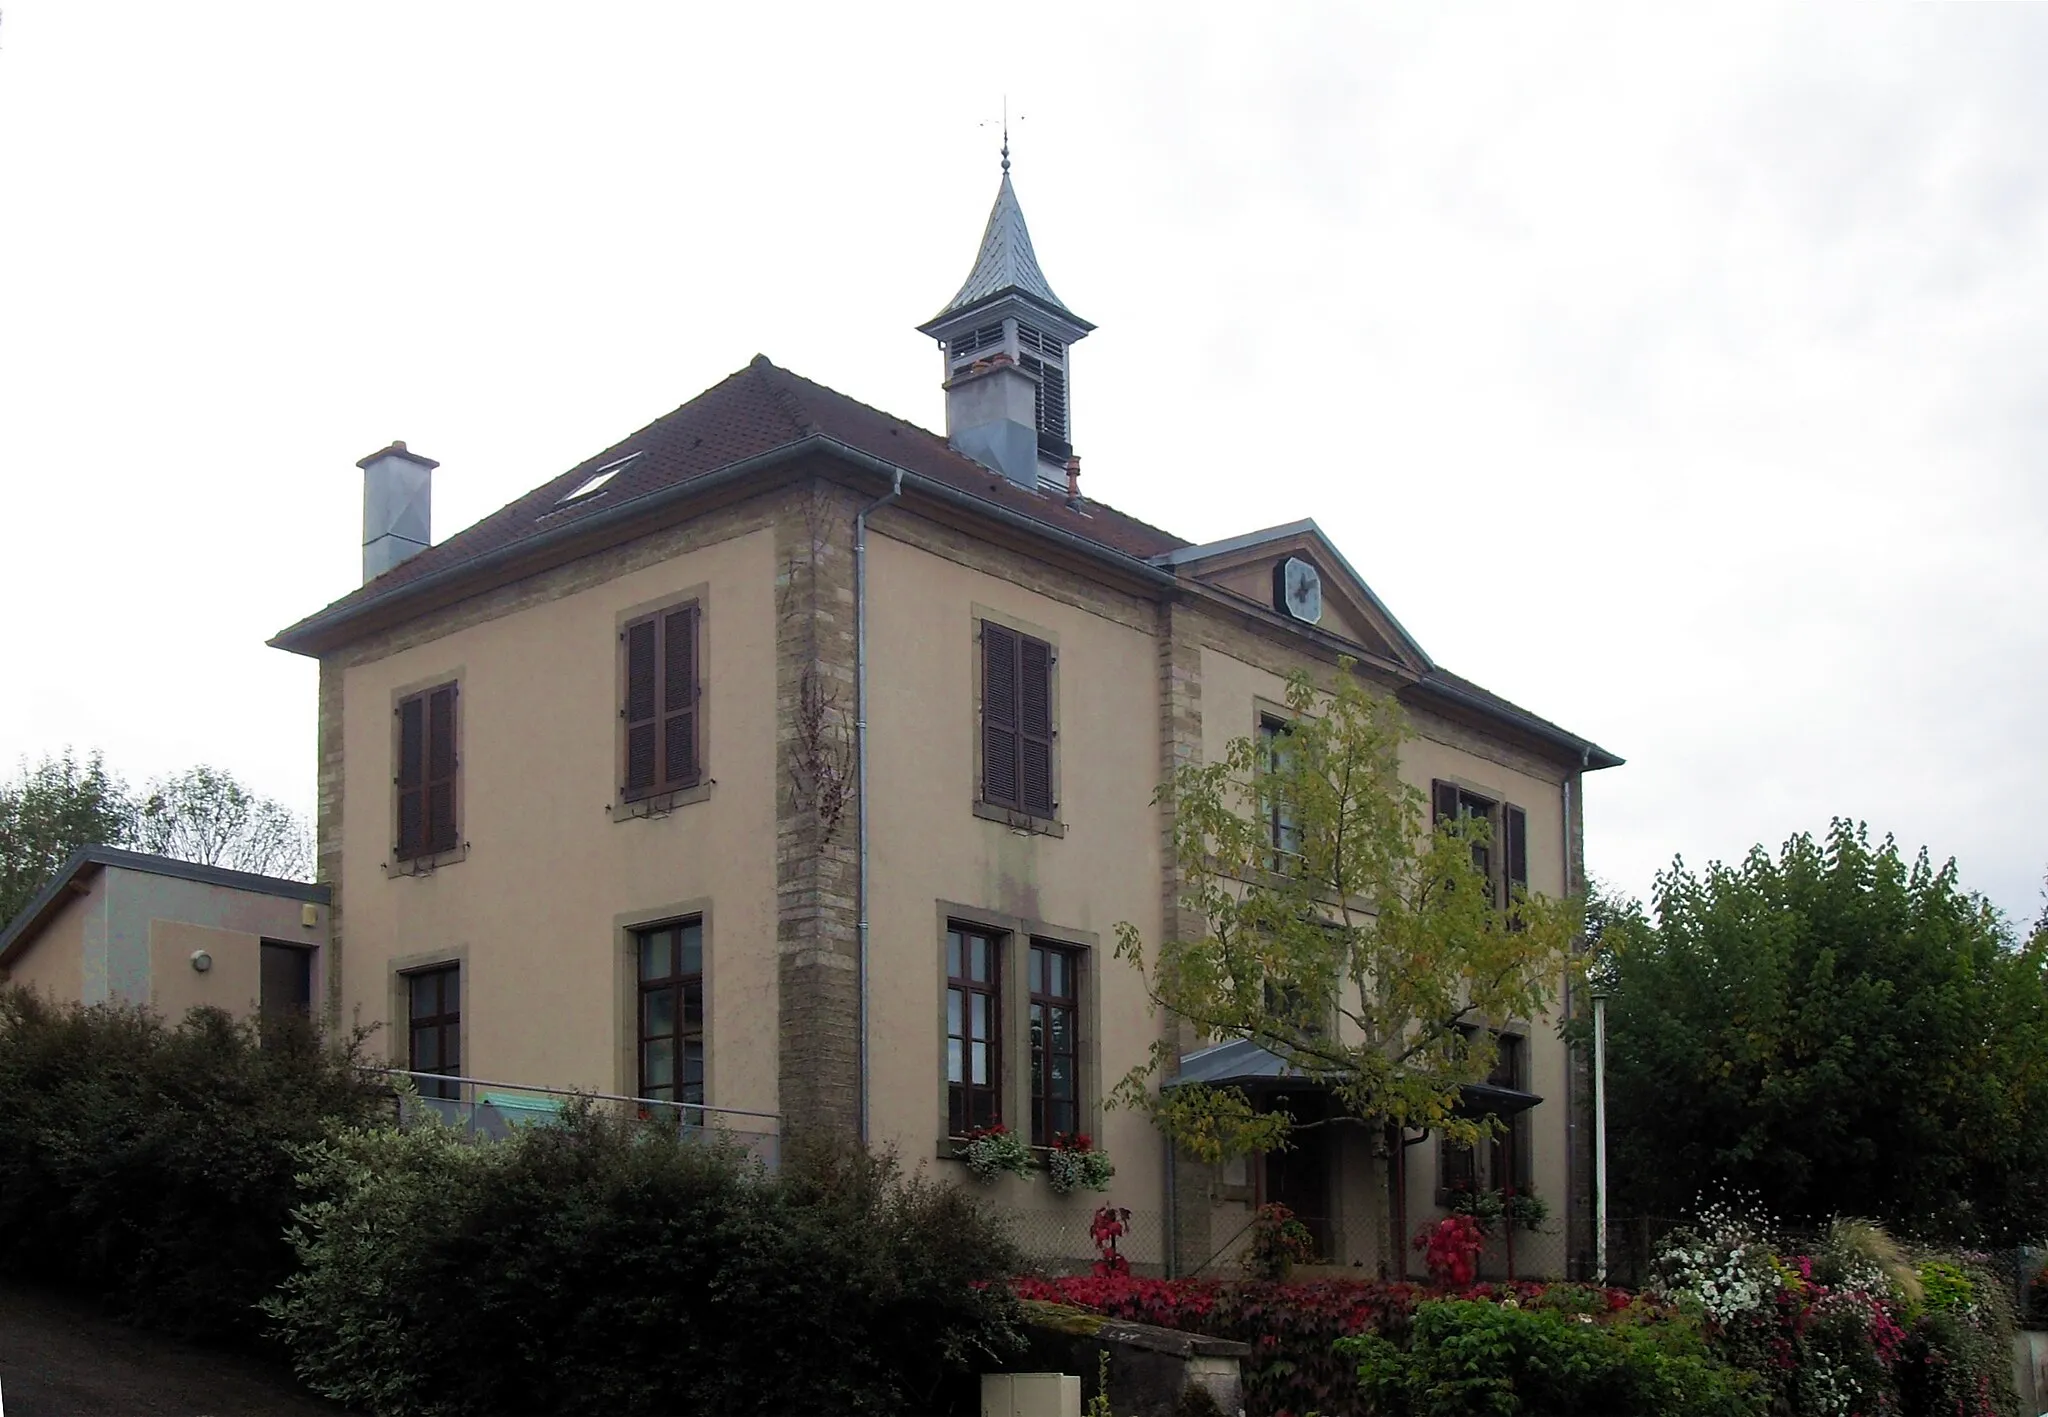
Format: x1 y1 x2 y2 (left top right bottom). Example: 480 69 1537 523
1414 1214 1486 1287
266 1105 1024 1415
1895 1255 2018 1417
0 988 384 1343
1340 1297 1763 1417
1242 1202 1317 1279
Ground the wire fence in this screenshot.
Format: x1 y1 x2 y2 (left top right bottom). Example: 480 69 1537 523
1007 1207 1168 1273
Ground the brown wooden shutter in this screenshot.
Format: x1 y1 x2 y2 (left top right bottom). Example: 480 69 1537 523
424 684 458 853
396 694 426 858
661 605 700 788
1503 803 1528 915
1431 779 1458 825
981 621 1019 808
622 617 657 797
1019 635 1054 818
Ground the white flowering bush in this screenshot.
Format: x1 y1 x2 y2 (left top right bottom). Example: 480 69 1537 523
1045 1136 1114 1195
956 1124 1034 1183
1652 1196 1783 1326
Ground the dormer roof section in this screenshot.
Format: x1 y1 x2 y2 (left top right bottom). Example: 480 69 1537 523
1154 519 1435 676
919 171 1093 336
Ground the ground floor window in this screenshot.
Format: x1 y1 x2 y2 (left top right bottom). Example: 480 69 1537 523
947 924 1002 1135
1028 940 1080 1145
405 963 460 1101
637 918 704 1110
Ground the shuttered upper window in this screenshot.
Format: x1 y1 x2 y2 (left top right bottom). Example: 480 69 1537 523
980 620 1055 820
621 602 701 801
395 682 459 861
1430 781 1528 910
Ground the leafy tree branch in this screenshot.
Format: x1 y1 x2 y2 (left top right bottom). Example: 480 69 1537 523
1110 661 1582 1161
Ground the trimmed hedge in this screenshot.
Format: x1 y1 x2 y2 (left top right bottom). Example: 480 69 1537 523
265 1103 1025 1416
0 988 385 1343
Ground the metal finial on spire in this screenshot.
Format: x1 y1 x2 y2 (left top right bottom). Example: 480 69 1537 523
1001 95 1011 173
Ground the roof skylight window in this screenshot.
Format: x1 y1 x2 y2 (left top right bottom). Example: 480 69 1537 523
555 453 640 507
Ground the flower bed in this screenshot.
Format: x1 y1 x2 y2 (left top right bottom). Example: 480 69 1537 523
1013 1274 1630 1416
1019 1212 2020 1417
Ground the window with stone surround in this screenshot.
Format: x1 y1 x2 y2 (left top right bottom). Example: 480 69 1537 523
621 601 701 803
977 619 1056 823
1027 940 1081 1146
946 924 1002 1135
636 918 704 1111
405 963 461 1102
394 682 458 861
1430 780 1528 911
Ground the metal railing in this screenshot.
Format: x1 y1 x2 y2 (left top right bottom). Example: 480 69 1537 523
368 1067 782 1172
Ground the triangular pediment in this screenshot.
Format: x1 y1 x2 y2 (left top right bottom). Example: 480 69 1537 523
1153 520 1432 674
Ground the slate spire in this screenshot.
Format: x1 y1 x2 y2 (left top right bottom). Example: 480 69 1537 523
927 167 1084 327
920 145 1093 488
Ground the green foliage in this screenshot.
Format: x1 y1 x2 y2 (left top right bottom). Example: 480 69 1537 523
1085 1348 1113 1417
0 749 132 926
0 751 313 931
1112 663 1582 1158
1913 1259 1974 1314
1895 1256 2018 1417
0 987 385 1342
263 1108 1024 1416
1241 1202 1318 1279
1339 1298 1763 1417
1595 822 2048 1242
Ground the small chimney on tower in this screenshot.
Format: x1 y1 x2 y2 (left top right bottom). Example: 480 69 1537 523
358 440 437 584
942 360 1041 488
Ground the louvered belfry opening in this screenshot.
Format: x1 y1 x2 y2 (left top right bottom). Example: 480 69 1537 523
1015 323 1068 446
396 682 459 860
980 620 1055 819
948 322 1006 366
622 602 701 801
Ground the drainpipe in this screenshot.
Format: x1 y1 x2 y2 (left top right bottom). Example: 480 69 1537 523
854 469 904 1147
1592 988 1611 1285
1562 772 1575 1272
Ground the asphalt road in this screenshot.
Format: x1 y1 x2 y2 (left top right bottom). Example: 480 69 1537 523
0 1282 348 1417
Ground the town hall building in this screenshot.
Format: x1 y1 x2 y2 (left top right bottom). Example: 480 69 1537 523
263 151 1622 1277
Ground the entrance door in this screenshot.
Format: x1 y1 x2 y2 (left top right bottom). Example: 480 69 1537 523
1262 1091 1333 1258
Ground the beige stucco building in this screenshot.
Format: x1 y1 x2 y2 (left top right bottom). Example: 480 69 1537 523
267 163 1620 1277
0 845 329 1025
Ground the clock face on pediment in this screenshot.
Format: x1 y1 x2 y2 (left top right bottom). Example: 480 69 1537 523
1274 556 1323 625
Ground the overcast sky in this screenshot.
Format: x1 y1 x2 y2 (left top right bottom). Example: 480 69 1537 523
2 6 2042 927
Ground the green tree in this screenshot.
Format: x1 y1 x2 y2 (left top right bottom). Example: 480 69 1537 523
1599 820 2048 1242
0 754 313 931
1111 663 1582 1158
0 750 133 927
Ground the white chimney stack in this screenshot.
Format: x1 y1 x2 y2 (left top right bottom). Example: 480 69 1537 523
358 440 437 584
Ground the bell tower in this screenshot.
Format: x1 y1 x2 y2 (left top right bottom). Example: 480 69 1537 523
919 141 1093 490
